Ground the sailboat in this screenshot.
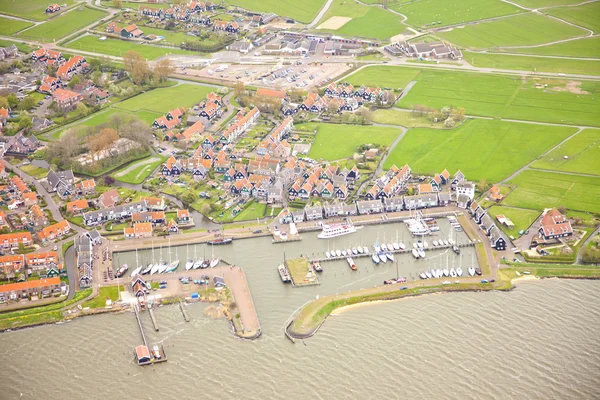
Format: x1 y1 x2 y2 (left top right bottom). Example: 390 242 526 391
443 254 449 277
166 239 179 273
157 246 168 274
210 243 219 268
379 252 387 263
371 253 380 264
193 245 204 269
185 244 194 271
131 249 142 278
363 246 369 254
142 242 154 275
456 253 463 276
386 251 394 262
468 253 476 276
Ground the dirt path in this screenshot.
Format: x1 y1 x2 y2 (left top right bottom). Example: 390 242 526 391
113 156 160 177
307 0 334 29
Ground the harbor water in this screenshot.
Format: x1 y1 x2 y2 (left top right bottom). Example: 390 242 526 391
1 222 599 399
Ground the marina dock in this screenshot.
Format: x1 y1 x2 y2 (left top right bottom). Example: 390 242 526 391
148 307 159 331
179 301 190 322
133 304 168 366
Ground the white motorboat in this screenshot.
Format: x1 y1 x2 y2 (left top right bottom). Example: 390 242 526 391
210 258 219 268
371 254 380 264
398 242 405 250
326 251 331 258
352 247 358 255
418 249 426 258
363 246 369 254
412 249 419 258
131 266 142 278
450 268 457 277
357 247 364 254
456 267 463 276
335 249 342 257
346 248 352 256
468 267 476 276
318 223 360 239
341 249 347 257
419 272 427 279
417 240 424 249
393 242 400 250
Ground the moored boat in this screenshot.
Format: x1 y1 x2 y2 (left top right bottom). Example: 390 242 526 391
386 252 394 262
210 258 219 268
341 249 347 257
398 242 405 250
317 223 359 239
371 253 380 264
452 245 460 255
475 267 482 276
152 345 162 360
346 257 357 271
157 262 168 274
450 268 457 277
193 259 203 269
185 259 194 271
393 242 400 250
131 266 142 278
352 247 358 255
412 249 419 258
141 264 153 275
433 240 438 247
363 246 369 254
335 249 342 257
312 261 322 272
419 272 427 279
150 264 160 275
346 248 352 256
417 240 424 249
326 251 331 258
379 253 387 263
208 237 233 245
468 267 476 276
418 249 426 258
115 264 129 278
426 270 432 279
357 247 364 254
456 267 463 276
278 264 291 283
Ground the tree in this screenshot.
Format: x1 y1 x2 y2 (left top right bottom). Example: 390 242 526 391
7 93 18 108
233 81 245 97
200 203 211 215
181 191 196 205
67 75 81 89
0 97 8 109
153 58 174 83
557 206 567 214
87 128 118 161
444 117 455 128
18 116 32 131
104 175 116 185
477 179 488 193
112 0 122 8
123 50 143 74
75 102 89 117
18 96 36 111
451 106 466 122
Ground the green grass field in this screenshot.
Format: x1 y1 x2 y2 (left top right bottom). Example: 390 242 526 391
308 123 401 160
503 36 600 58
0 16 33 35
20 164 49 179
0 0 76 20
114 84 214 114
371 109 446 128
487 205 540 237
316 1 406 40
390 0 524 28
65 35 197 59
18 7 106 42
504 170 600 213
233 201 267 221
113 155 167 184
437 13 587 49
81 285 123 309
545 2 600 33
530 128 600 175
344 66 420 90
225 0 325 23
510 0 582 7
383 119 577 182
465 52 600 76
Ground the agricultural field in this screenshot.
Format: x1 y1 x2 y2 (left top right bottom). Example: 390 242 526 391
531 129 600 175
503 170 600 214
113 84 215 114
0 16 33 35
437 13 587 49
308 123 401 161
316 1 406 40
18 7 106 42
0 0 75 20
389 0 523 28
344 66 421 90
224 0 325 24
487 205 540 237
465 52 600 76
113 155 167 184
545 2 600 33
371 109 447 128
511 0 583 7
503 36 600 58
65 35 197 59
0 39 35 53
383 119 577 182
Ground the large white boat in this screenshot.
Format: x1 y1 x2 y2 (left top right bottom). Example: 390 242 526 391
317 223 360 239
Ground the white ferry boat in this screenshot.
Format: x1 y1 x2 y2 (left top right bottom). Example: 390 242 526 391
317 223 360 239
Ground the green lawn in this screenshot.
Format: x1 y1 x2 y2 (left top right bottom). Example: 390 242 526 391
20 164 48 179
81 285 123 309
509 0 583 7
487 205 540 237
18 7 107 42
0 0 76 20
0 16 33 35
384 119 577 182
316 0 406 40
504 170 600 213
371 109 447 128
65 35 198 59
530 128 600 175
0 39 35 53
502 36 600 58
113 155 167 184
465 51 600 76
389 0 524 28
233 201 267 221
113 84 214 114
356 66 600 127
225 0 325 24
437 13 587 49
545 2 600 33
308 123 401 160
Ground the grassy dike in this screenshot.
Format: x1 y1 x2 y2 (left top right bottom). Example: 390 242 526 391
287 264 600 339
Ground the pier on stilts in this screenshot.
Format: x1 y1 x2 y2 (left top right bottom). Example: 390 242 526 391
148 306 159 331
179 300 190 322
133 303 168 366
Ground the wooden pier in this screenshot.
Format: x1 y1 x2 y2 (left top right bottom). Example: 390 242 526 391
133 304 148 348
179 301 190 322
133 304 168 366
148 307 159 331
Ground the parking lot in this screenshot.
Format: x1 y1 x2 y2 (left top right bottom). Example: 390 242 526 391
177 62 352 89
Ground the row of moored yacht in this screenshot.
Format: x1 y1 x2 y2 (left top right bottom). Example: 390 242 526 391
419 266 481 280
